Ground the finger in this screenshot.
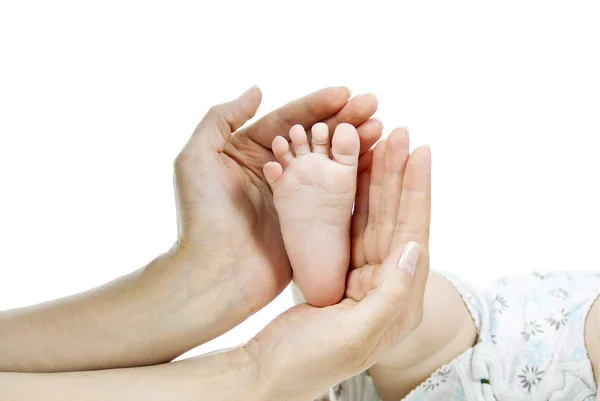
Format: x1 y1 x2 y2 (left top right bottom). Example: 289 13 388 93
409 240 430 324
358 148 375 173
356 118 384 156
272 136 294 167
350 242 421 346
347 241 420 302
183 86 262 157
263 161 283 186
363 140 386 264
319 93 378 134
391 146 432 249
351 170 371 269
377 127 410 260
289 124 311 156
310 122 330 155
243 87 351 148
391 146 432 311
355 118 383 173
346 263 377 302
331 124 360 167
311 94 379 155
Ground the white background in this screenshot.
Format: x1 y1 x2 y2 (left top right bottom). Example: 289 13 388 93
1 1 599 358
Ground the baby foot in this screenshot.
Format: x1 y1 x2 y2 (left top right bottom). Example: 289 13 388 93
264 123 360 307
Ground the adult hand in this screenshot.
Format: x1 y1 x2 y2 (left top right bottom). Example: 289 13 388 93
0 87 382 374
350 132 474 401
172 86 382 317
245 138 431 401
348 128 432 361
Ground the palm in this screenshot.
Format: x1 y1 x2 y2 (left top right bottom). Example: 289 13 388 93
251 298 370 400
220 142 290 300
175 87 381 312
257 281 394 365
251 246 422 401
254 127 434 371
247 126 430 400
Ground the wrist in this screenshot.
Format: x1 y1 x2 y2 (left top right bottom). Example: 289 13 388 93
165 243 250 309
242 335 335 401
137 245 252 348
226 346 265 401
166 241 281 316
190 346 264 401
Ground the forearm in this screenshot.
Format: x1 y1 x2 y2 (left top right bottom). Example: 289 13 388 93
0 248 253 372
0 346 261 401
368 272 477 401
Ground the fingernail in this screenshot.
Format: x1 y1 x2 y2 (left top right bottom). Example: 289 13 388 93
398 242 421 276
240 85 258 98
424 144 431 155
367 92 379 104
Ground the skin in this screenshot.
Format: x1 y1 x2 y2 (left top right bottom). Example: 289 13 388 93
265 122 362 307
1 87 432 400
347 129 478 400
0 238 424 401
358 129 600 400
275 127 476 400
174 86 383 319
162 85 600 400
585 297 600 400
0 86 383 374
8 85 574 400
218 102 600 400
247 132 436 400
0 348 262 401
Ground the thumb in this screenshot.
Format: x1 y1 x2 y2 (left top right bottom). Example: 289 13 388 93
350 241 421 342
184 85 262 156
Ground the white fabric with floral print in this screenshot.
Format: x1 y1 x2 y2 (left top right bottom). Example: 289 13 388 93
305 271 600 401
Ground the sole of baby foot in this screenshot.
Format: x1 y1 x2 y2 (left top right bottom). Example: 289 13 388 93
264 122 360 307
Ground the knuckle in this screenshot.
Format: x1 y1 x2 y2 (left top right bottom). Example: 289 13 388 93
173 153 187 170
173 153 186 172
207 104 234 134
207 104 224 117
378 215 398 230
275 111 295 134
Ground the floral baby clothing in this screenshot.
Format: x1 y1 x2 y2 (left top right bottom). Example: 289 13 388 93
320 271 600 401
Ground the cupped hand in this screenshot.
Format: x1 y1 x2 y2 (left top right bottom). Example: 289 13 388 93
245 136 432 401
348 128 432 363
172 86 382 315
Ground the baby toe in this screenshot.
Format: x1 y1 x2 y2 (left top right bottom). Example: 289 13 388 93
310 122 330 155
272 136 294 167
331 123 360 166
289 124 311 156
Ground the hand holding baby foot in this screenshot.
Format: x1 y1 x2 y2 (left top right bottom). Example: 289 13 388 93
248 237 422 401
348 132 477 401
347 128 432 352
264 123 360 307
248 126 431 401
174 87 381 317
